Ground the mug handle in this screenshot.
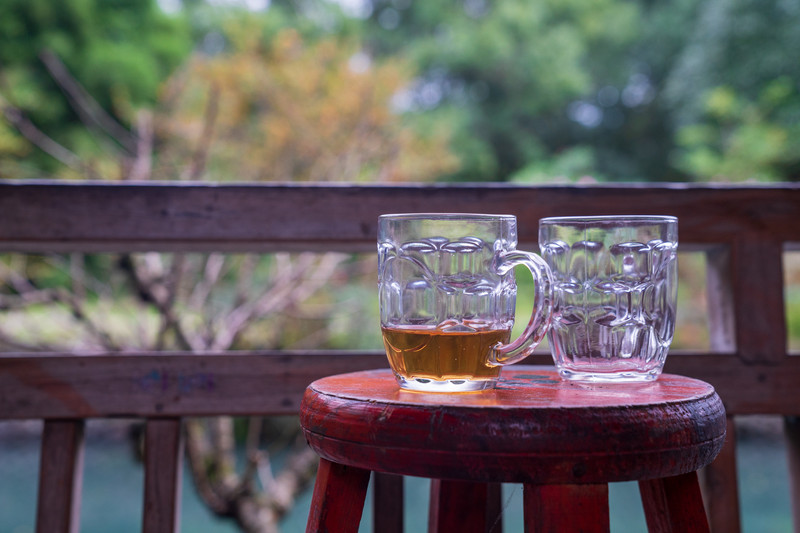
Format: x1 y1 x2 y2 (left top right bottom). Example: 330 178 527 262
488 250 554 366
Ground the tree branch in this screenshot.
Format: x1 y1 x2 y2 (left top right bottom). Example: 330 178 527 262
185 84 219 180
120 253 202 352
39 49 138 154
127 110 153 181
185 418 236 515
0 99 92 174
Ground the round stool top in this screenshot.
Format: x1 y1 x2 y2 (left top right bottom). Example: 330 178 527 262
300 366 726 484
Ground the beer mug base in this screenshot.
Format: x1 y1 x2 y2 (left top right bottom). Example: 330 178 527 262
395 374 497 393
558 367 662 383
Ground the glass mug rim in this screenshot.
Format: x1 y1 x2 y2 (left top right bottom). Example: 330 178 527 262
379 213 516 222
540 215 677 227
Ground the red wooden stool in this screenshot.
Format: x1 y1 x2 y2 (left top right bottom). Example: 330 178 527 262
300 367 726 533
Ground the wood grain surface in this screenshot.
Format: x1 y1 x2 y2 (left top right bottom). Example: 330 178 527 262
2 181 799 251
35 420 84 533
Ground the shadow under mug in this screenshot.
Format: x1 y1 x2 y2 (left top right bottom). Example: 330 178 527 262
539 215 678 382
378 213 553 392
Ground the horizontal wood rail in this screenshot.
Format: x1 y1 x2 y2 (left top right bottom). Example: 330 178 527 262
1 181 799 251
1 351 800 419
1 180 799 533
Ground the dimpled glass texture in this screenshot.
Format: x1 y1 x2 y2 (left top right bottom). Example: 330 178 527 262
378 216 516 332
539 216 678 382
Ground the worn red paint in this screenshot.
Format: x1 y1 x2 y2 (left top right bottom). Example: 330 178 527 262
301 366 726 485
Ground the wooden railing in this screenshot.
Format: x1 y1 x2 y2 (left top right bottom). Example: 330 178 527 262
1 180 799 532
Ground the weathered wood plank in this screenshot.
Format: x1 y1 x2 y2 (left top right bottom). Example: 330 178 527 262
730 238 787 363
1 181 799 252
662 355 800 415
142 418 183 533
36 419 85 533
700 417 741 533
0 351 387 419
2 353 800 419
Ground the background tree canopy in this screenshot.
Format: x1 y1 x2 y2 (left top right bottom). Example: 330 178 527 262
0 0 797 182
0 0 190 173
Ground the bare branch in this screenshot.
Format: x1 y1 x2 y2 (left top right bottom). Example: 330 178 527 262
209 254 311 351
246 416 264 455
184 84 220 181
211 417 238 480
39 49 138 153
0 257 43 296
282 253 346 306
0 288 116 351
54 287 119 350
208 253 347 352
0 290 59 310
120 253 202 352
0 100 90 173
234 255 259 309
185 419 235 515
127 110 153 181
155 253 188 349
268 444 319 517
189 253 226 310
69 253 86 305
0 255 116 349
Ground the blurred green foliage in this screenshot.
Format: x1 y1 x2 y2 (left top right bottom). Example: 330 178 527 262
361 0 799 182
1 0 798 183
0 0 190 173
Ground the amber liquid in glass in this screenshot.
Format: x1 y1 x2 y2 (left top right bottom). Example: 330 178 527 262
381 325 512 382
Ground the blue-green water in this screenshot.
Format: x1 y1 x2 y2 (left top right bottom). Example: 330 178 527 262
0 418 792 533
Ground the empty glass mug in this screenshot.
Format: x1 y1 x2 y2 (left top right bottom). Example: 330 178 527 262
378 214 553 392
539 216 678 382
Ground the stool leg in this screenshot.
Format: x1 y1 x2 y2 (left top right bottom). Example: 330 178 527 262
639 471 710 533
373 472 403 533
306 458 370 533
428 479 488 533
486 482 504 532
523 483 609 533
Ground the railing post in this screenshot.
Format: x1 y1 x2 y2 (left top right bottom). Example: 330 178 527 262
142 418 184 533
786 416 800 533
703 246 743 533
36 419 85 533
729 238 786 363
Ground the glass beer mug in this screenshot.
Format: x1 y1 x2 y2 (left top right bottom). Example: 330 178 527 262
539 215 678 381
378 213 553 392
